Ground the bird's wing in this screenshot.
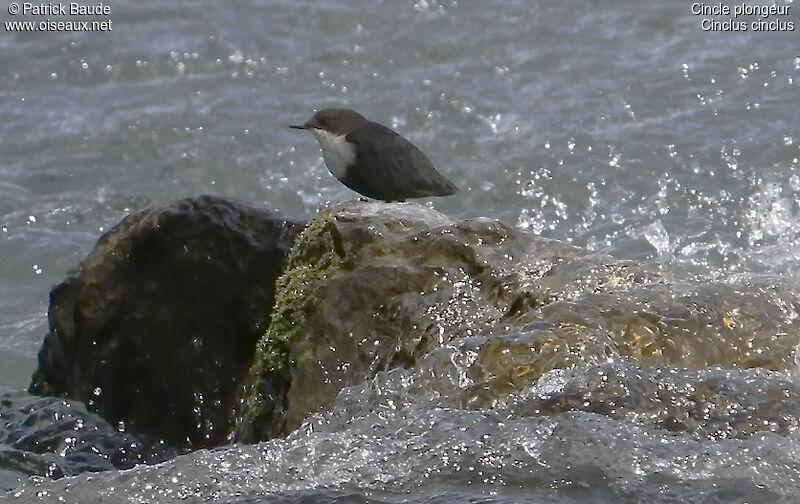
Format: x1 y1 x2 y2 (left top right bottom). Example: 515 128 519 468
347 123 457 200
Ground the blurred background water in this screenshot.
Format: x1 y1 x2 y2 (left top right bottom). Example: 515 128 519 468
1 0 799 502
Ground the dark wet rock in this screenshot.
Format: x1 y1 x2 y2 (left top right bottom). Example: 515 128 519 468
237 200 800 442
29 195 303 448
0 390 184 492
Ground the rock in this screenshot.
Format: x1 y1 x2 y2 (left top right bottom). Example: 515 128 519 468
236 200 800 442
29 195 303 448
0 391 185 491
235 200 655 440
438 275 800 411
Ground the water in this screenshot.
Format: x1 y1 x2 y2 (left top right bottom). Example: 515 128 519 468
1 0 799 501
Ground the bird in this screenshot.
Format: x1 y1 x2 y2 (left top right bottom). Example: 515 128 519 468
289 108 458 202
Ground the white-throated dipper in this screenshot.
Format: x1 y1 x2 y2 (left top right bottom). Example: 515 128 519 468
290 108 458 202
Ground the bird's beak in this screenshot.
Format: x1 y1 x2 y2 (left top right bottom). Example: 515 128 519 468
290 119 318 130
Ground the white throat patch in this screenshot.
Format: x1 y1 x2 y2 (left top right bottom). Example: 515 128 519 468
310 128 356 180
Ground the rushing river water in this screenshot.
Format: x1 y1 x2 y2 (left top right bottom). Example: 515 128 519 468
1 0 799 502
